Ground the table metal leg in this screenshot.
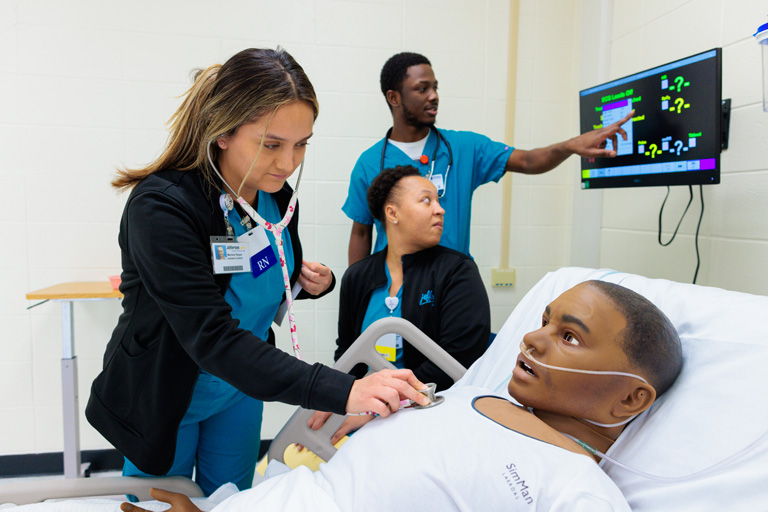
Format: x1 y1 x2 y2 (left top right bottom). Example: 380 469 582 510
61 357 82 478
60 301 82 478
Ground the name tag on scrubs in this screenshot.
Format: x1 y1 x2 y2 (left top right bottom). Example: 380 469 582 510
238 226 278 278
375 333 402 362
429 174 445 193
210 236 250 274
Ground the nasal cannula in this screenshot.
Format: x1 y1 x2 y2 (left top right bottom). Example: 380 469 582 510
562 430 768 484
520 341 645 427
519 341 649 384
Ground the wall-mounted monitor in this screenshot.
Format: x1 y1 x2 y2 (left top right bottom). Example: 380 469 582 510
579 48 723 189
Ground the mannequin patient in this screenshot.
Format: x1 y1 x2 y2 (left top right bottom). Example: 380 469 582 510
123 280 682 512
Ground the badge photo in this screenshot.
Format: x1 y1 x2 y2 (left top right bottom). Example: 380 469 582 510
210 237 251 274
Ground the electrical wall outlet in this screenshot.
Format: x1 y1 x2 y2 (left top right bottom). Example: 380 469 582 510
492 267 516 288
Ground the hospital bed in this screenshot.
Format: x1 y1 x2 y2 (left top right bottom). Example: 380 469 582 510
267 317 467 464
3 267 767 511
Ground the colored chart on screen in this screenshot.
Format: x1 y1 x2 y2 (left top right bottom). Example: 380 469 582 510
579 48 722 189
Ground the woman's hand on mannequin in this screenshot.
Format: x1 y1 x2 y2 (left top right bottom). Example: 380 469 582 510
121 488 201 512
297 370 427 451
298 412 373 450
306 412 375 446
298 259 333 295
346 369 429 416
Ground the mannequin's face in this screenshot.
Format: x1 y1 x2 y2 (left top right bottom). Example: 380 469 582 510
509 284 635 420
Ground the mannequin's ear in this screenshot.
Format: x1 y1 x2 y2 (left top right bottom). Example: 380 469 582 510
386 89 401 109
612 383 657 420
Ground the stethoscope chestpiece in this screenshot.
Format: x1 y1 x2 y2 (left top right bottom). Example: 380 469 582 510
413 382 445 409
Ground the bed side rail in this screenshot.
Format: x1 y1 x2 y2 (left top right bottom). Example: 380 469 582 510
268 317 466 464
0 475 203 505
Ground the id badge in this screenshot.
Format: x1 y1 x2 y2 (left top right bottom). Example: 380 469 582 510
238 226 278 278
210 236 251 274
429 174 445 193
375 333 403 362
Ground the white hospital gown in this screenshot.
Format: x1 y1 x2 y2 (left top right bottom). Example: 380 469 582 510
217 386 631 512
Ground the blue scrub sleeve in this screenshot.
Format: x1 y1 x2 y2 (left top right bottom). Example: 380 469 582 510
342 156 376 226
467 132 513 189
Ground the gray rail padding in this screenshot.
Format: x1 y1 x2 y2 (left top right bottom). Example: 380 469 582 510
267 317 466 464
0 475 203 505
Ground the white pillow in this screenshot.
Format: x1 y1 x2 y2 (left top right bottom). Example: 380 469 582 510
456 267 768 511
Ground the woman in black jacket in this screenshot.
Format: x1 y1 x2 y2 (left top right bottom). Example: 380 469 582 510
309 165 490 442
85 48 427 496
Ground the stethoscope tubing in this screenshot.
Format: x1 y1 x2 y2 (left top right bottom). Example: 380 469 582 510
380 126 453 198
206 142 304 359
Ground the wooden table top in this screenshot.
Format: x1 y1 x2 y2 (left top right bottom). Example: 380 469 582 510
26 282 123 300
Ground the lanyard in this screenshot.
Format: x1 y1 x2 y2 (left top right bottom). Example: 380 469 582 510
380 126 453 198
207 143 305 360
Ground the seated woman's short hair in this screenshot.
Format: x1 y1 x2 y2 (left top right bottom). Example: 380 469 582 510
367 165 422 223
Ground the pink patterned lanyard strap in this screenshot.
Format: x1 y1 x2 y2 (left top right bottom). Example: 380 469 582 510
235 193 302 360
205 142 305 359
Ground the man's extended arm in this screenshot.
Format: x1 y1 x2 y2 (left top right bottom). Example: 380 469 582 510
505 110 634 175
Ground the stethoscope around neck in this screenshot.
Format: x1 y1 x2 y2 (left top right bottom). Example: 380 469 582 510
380 126 453 198
206 141 305 360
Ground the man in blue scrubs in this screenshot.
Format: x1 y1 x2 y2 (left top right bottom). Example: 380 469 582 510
343 52 633 264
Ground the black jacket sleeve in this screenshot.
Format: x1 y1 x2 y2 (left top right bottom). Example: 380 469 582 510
126 188 353 413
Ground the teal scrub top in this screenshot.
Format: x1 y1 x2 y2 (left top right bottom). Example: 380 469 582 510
342 128 512 256
361 263 404 369
199 191 294 391
225 192 295 341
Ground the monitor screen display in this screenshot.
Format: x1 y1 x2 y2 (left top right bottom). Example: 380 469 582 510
579 48 722 189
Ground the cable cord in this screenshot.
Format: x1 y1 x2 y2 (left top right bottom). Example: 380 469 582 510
692 185 704 284
563 426 768 484
657 185 704 284
657 185 693 246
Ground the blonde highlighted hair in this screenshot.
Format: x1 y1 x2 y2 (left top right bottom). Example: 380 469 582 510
113 47 319 190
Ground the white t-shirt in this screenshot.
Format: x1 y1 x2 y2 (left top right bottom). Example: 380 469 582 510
388 133 429 161
218 386 631 511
